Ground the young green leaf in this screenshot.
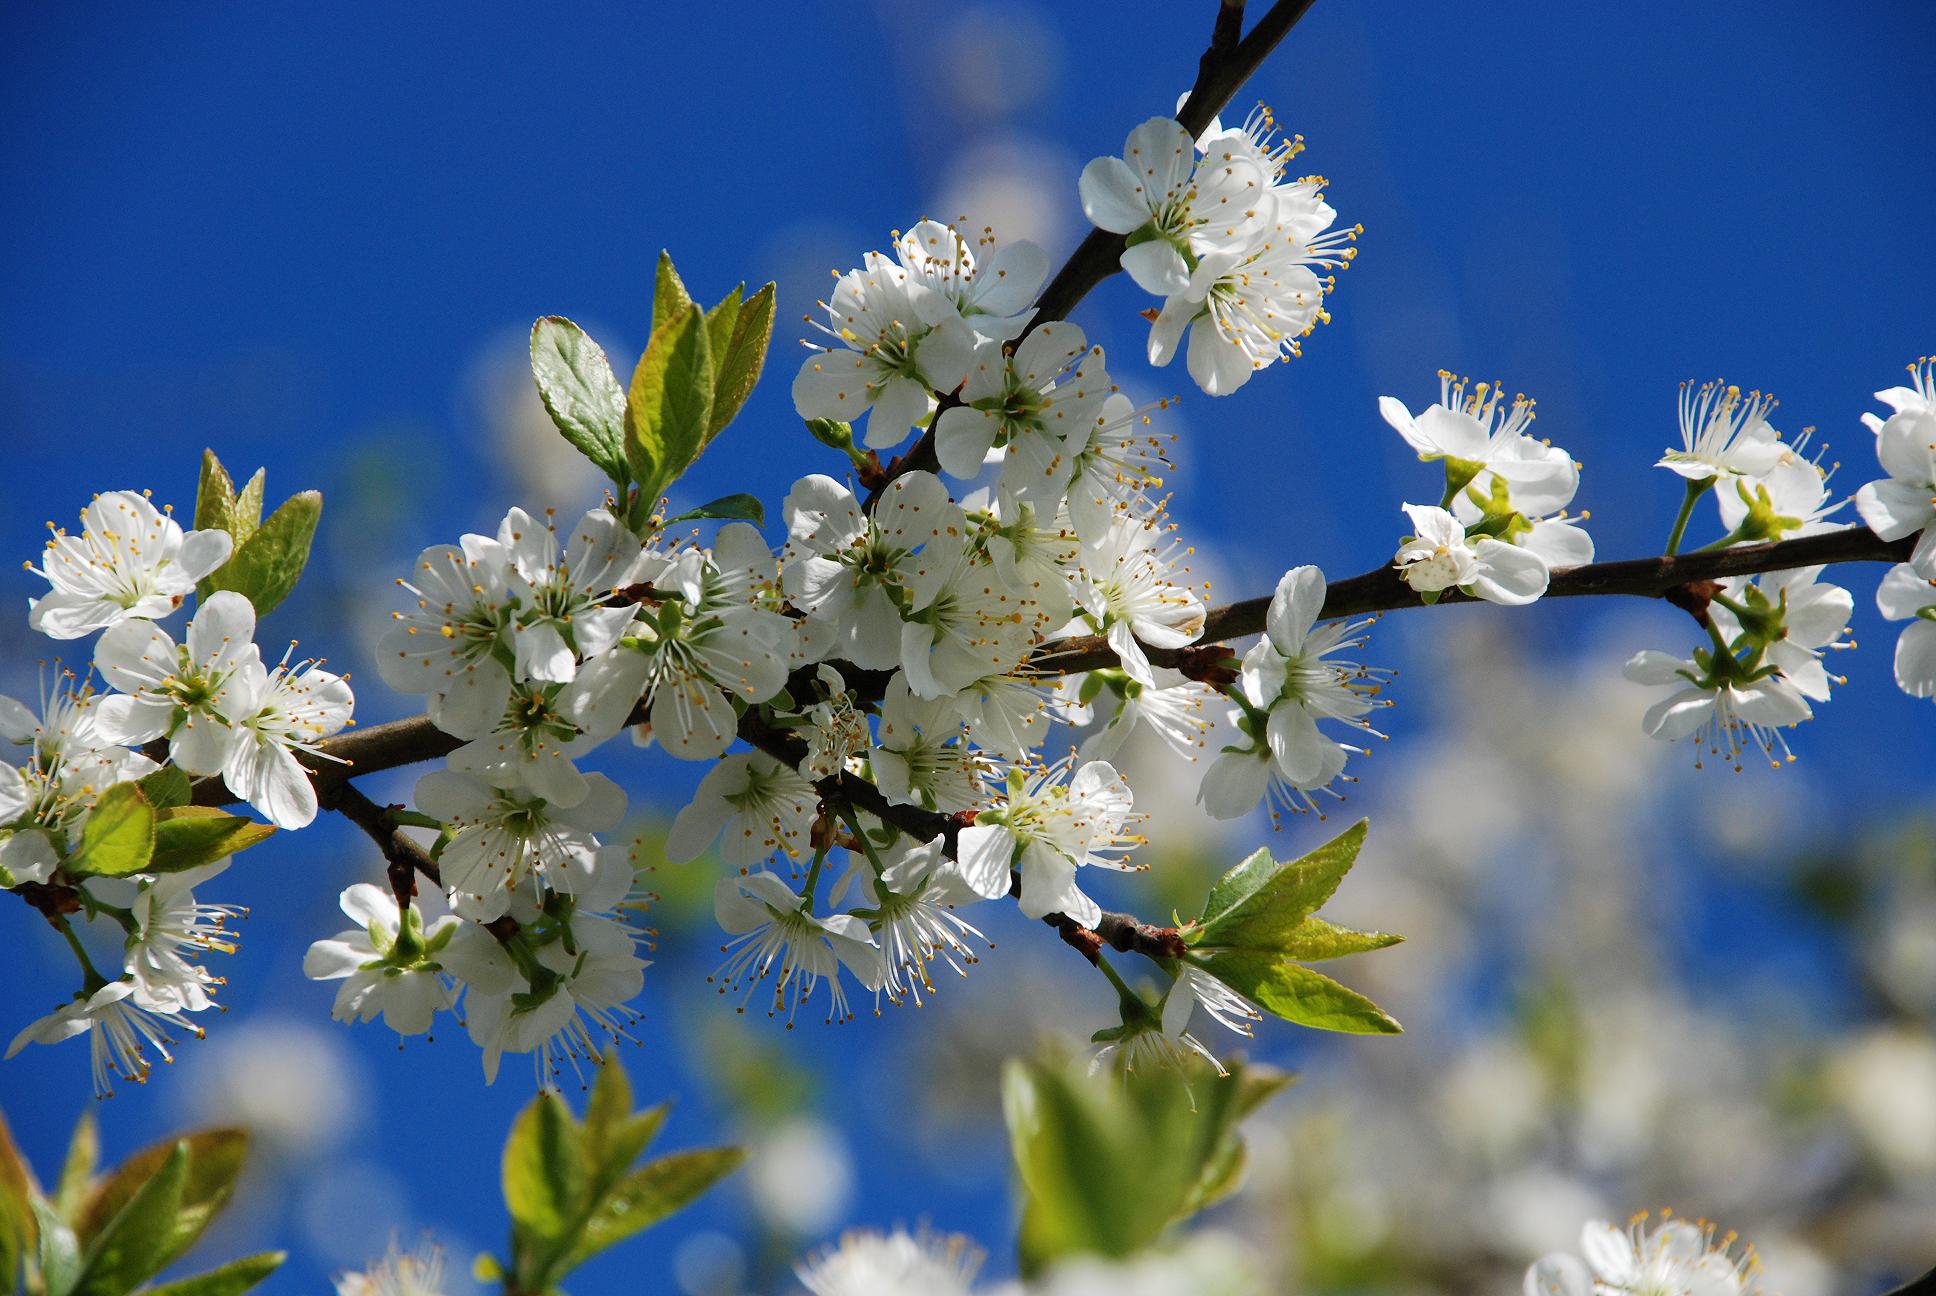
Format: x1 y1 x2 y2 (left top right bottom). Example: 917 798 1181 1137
55 1111 99 1222
136 768 193 813
76 1129 248 1276
31 1197 80 1296
0 1114 35 1296
74 1142 188 1296
145 1252 284 1296
1200 950 1401 1034
230 470 267 546
1190 819 1368 950
530 317 630 484
625 303 714 502
564 1148 744 1270
651 251 696 336
67 783 155 879
1275 915 1403 962
707 282 774 440
501 1092 586 1241
704 284 743 362
193 451 238 537
202 490 322 617
664 494 765 526
148 808 276 875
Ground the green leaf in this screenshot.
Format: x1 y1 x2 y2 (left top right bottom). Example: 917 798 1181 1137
565 1148 742 1269
530 317 630 484
145 1252 284 1296
76 1130 248 1278
624 303 714 503
1276 915 1403 962
1191 819 1367 950
202 490 321 617
582 1060 665 1202
664 494 765 527
148 808 276 875
0 1114 35 1296
193 451 238 538
651 251 695 336
67 784 155 879
31 1197 80 1296
230 470 266 546
135 769 192 814
501 1093 585 1241
1201 951 1401 1034
74 1143 187 1296
704 285 743 362
706 282 774 440
55 1112 99 1222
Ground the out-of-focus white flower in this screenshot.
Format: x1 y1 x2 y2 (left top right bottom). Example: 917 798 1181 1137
1527 1214 1763 1296
335 1237 449 1296
26 491 232 639
796 1226 981 1296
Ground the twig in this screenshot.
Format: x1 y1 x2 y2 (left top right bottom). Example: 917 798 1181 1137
321 781 442 910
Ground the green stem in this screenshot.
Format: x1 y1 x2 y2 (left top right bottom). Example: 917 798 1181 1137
55 916 110 993
836 803 889 879
1095 951 1140 1007
1694 524 1753 553
798 838 833 911
1664 477 1714 556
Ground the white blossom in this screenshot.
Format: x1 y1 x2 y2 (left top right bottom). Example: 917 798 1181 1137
893 218 1046 344
1078 116 1272 296
1394 504 1549 605
711 872 883 1024
375 537 517 739
0 681 157 886
1060 392 1177 545
1707 566 1852 703
1854 358 1936 569
956 758 1145 926
335 1238 450 1296
1875 562 1936 699
793 252 977 447
782 472 965 670
495 506 649 684
303 883 458 1037
414 769 625 920
934 324 1109 503
1077 669 1213 763
1526 1215 1762 1296
1658 380 1786 483
667 751 819 868
221 649 354 830
5 980 191 1098
862 836 989 1007
92 589 262 775
26 491 232 639
1090 982 1225 1080
1383 373 1579 518
870 675 980 812
796 1227 981 1296
124 861 240 1014
1071 512 1206 685
1624 648 1812 769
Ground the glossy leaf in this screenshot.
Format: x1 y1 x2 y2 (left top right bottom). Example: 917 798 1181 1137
148 808 276 875
74 1143 187 1296
192 452 238 538
1275 914 1403 962
651 250 695 336
565 1148 743 1269
135 769 192 813
1191 819 1367 950
501 1093 584 1240
624 303 713 502
67 783 154 879
706 281 774 439
664 494 764 526
530 317 629 483
145 1252 284 1296
76 1129 248 1275
202 490 321 617
1201 950 1401 1034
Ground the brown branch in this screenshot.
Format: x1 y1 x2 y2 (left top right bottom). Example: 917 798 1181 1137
865 0 1318 500
320 780 442 908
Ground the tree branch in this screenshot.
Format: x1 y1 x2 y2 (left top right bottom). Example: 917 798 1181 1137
866 0 1318 497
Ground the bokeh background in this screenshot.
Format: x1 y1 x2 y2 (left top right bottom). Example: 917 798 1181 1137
3 1 1933 1291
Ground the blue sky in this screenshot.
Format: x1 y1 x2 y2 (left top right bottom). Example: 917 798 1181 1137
2 1 1932 1291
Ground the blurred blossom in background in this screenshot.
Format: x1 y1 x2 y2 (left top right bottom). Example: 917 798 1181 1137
2 0 1933 1292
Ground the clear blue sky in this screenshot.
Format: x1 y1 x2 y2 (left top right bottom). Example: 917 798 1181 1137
2 2 1931 1291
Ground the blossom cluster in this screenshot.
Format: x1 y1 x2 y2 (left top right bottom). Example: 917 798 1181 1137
5 490 353 1093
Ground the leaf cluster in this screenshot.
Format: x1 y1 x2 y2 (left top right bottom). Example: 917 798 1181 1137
0 1111 279 1296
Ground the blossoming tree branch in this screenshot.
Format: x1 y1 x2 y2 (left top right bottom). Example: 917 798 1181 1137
3 0 1932 1292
